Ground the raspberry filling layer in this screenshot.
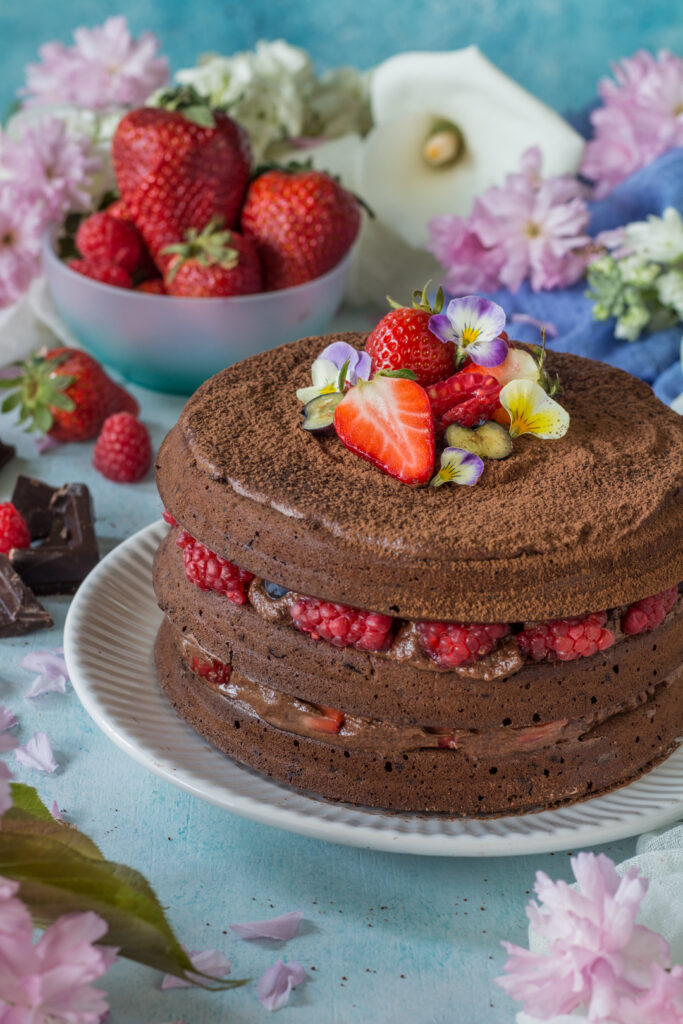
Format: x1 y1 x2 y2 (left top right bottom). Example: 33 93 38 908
167 519 679 681
178 634 671 758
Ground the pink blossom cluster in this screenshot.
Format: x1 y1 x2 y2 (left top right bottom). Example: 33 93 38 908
496 852 683 1023
427 147 592 294
581 50 683 198
0 877 117 1023
22 15 168 110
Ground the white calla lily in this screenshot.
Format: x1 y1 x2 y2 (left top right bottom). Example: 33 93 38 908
301 46 585 306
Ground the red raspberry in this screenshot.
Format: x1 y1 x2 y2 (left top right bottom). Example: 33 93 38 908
621 586 678 636
190 653 231 685
417 620 509 668
162 508 178 527
0 502 31 554
181 536 253 604
517 611 615 662
93 413 152 483
290 597 393 652
426 371 502 429
68 259 132 289
76 211 143 272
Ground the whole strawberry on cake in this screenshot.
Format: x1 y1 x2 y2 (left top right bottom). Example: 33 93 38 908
153 289 683 816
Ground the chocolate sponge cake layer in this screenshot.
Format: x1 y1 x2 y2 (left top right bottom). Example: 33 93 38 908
155 618 683 817
156 334 683 623
153 530 683 730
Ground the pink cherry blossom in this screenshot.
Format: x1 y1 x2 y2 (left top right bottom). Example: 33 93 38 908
2 119 100 221
0 888 116 1024
619 963 683 1024
496 852 672 1022
0 182 43 308
22 16 169 110
582 50 683 197
161 945 231 989
257 958 306 1011
15 732 58 773
428 147 591 294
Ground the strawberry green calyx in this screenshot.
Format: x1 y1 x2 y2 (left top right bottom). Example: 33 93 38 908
150 85 219 128
386 281 445 315
162 218 239 283
0 354 75 434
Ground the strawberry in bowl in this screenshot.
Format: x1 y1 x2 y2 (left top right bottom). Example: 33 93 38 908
44 87 361 394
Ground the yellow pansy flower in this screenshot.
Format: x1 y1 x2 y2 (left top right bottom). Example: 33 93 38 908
499 379 569 440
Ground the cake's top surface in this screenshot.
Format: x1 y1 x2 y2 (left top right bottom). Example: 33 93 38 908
157 333 683 621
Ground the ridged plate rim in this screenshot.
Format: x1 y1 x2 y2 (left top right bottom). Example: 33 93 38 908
64 521 683 857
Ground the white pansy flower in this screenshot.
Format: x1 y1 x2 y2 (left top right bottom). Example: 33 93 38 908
622 207 683 264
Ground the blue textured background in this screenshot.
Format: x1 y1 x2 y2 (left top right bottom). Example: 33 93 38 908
1 0 683 118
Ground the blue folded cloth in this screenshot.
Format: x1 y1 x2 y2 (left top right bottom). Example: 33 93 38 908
486 147 683 406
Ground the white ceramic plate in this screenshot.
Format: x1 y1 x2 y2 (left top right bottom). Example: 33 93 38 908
64 521 683 857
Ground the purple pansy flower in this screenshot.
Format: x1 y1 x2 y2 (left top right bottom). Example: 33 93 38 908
429 295 508 368
296 340 372 405
430 447 485 488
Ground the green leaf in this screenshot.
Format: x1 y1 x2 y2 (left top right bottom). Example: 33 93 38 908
33 405 54 435
1 392 22 413
183 105 216 129
337 357 351 393
375 368 419 380
48 390 76 412
0 786 244 988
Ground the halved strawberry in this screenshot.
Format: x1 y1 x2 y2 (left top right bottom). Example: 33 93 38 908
333 375 435 486
426 371 501 429
300 705 345 734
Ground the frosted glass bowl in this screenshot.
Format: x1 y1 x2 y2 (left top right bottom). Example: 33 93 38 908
42 233 353 394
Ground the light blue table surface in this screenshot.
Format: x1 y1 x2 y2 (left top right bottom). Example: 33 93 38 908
0 307 641 1024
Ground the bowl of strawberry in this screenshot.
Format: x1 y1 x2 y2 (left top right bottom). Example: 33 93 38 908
43 87 360 395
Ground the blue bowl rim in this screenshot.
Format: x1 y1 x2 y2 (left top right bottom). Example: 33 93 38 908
42 226 355 306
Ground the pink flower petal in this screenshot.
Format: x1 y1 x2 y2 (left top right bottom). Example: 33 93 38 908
257 958 306 1011
0 705 18 732
15 732 58 773
35 434 62 455
50 800 64 822
161 946 231 989
230 910 303 942
0 761 13 816
22 647 69 699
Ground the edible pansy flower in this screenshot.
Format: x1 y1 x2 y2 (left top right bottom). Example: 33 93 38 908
430 447 484 488
429 295 508 368
296 341 372 405
499 379 570 440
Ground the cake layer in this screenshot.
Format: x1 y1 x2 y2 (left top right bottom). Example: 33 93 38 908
153 529 683 730
155 617 683 816
156 334 683 622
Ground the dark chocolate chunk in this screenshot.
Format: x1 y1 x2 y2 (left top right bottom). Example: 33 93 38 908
0 441 14 472
0 554 53 636
10 480 99 595
11 475 57 539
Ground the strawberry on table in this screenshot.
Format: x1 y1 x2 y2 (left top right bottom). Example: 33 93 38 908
241 167 360 289
135 278 166 294
333 373 435 486
365 284 456 386
112 86 251 266
0 348 139 442
162 219 262 297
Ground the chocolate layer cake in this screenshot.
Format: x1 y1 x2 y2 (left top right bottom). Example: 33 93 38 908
154 334 683 816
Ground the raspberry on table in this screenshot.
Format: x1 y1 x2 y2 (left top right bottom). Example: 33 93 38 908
0 502 31 555
290 596 394 652
621 586 678 636
181 536 254 605
190 653 231 685
517 611 614 662
93 412 152 483
417 620 509 668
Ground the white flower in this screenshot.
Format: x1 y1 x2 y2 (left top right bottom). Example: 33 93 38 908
622 206 683 264
656 268 683 319
174 40 370 164
302 47 584 305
